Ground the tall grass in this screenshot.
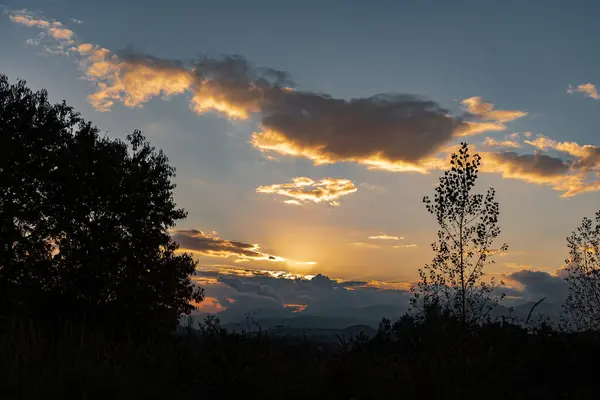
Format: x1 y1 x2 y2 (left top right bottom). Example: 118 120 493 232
1 316 600 399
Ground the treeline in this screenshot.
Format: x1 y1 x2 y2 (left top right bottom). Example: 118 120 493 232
2 74 600 399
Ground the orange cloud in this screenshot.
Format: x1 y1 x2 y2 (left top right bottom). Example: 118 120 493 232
256 177 357 206
9 11 74 50
462 96 528 123
455 97 527 138
48 23 74 40
525 135 600 169
9 13 51 28
567 83 600 100
84 58 195 112
481 144 600 197
194 296 225 313
284 304 307 313
454 121 507 137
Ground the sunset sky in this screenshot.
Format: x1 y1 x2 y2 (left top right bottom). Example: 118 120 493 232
2 0 599 320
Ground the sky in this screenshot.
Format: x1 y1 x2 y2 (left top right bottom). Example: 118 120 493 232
2 0 600 323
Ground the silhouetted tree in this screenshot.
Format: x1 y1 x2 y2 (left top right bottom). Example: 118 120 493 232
561 211 600 331
0 74 203 332
411 143 506 329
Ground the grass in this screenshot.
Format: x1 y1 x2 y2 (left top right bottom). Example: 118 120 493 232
1 316 600 399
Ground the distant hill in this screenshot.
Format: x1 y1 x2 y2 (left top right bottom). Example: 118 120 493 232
221 315 377 332
177 314 378 344
262 324 377 344
180 299 562 339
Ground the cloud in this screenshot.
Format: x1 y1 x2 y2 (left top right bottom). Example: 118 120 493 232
553 264 573 280
515 134 600 196
507 269 568 303
9 13 51 28
7 10 529 176
20 8 592 199
191 265 569 325
482 136 521 149
483 151 571 180
48 23 74 40
194 296 225 313
462 96 528 123
352 236 416 249
567 83 600 100
191 266 412 324
351 242 381 249
454 97 527 138
480 150 600 197
9 10 74 51
256 177 357 206
368 234 403 240
525 135 600 170
251 93 463 173
171 229 286 263
393 244 417 249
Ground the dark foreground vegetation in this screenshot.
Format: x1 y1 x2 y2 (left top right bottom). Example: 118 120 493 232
3 74 600 399
2 315 600 399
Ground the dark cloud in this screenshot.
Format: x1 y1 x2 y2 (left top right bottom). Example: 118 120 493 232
171 229 284 262
114 53 467 170
508 270 568 303
192 267 410 325
254 91 462 166
485 152 571 178
190 265 571 327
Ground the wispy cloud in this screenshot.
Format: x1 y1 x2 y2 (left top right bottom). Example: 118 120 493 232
454 96 527 137
368 234 403 240
482 136 521 149
461 96 528 123
351 242 381 249
567 82 600 100
9 10 74 53
352 234 416 250
393 244 417 249
256 177 357 206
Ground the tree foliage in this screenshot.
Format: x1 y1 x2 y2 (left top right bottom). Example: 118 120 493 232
561 211 600 331
0 74 203 332
411 143 506 327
